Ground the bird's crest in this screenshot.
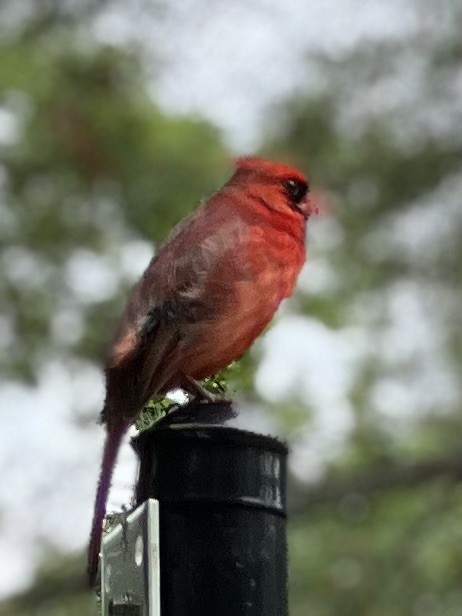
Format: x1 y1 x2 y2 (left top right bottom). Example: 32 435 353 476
235 156 307 184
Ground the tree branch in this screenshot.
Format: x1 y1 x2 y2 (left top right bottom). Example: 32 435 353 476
289 448 462 514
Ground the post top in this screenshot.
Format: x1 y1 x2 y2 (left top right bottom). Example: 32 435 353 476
132 422 288 456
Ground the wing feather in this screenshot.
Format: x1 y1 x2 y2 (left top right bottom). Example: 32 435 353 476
104 194 252 421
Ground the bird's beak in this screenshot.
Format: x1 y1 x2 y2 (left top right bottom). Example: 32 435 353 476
298 195 318 219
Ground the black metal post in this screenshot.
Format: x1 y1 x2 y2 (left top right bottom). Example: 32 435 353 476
132 403 288 616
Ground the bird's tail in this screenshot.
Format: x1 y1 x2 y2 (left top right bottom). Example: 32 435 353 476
87 420 128 587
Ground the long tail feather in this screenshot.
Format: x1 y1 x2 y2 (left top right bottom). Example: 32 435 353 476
87 421 128 587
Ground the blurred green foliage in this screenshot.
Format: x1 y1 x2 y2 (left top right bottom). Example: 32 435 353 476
0 10 229 381
0 1 461 615
289 483 462 616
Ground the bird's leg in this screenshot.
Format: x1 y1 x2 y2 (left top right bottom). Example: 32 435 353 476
182 375 230 403
182 375 217 402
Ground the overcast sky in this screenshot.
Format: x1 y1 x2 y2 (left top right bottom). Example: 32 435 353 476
93 0 419 149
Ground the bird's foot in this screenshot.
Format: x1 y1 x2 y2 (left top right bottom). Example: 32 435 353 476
182 375 231 404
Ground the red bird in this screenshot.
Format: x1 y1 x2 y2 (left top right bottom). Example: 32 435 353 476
88 156 313 585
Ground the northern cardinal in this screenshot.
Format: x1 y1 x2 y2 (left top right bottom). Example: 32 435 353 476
88 156 313 586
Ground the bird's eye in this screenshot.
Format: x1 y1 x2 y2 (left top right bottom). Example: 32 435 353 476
285 178 308 204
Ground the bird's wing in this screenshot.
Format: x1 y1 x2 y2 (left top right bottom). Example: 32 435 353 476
107 196 251 375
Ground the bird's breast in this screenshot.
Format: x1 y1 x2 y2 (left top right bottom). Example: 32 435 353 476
181 226 305 379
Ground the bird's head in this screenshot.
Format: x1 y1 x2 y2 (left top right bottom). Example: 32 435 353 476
231 156 314 220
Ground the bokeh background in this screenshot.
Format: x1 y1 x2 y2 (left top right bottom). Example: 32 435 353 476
0 1 461 614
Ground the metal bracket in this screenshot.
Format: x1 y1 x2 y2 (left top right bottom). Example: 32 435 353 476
102 499 160 616
108 602 143 615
